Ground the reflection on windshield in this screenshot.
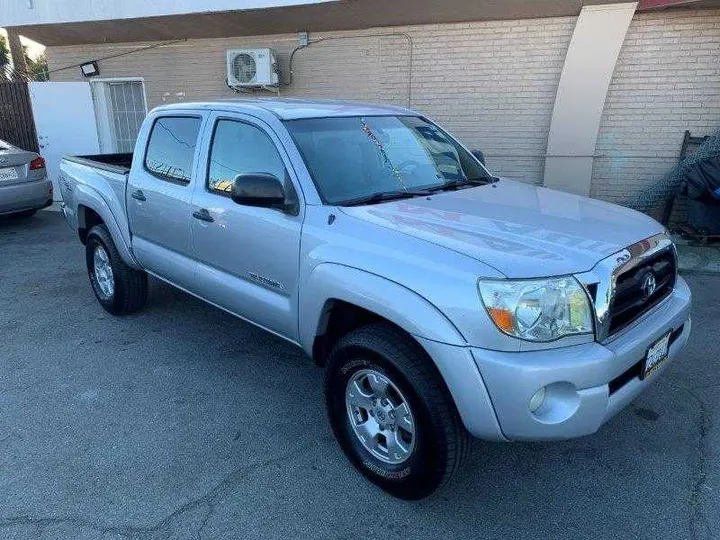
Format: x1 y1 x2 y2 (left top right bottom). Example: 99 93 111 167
284 116 490 204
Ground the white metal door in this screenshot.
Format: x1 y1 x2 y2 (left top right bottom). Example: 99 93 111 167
29 82 100 199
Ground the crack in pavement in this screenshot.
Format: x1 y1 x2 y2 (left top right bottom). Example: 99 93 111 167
688 390 712 540
671 383 713 540
195 504 215 540
0 441 319 540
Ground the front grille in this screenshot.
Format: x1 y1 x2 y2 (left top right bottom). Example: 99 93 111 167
607 248 676 335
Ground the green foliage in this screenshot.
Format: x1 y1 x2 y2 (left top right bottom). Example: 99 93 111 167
24 47 49 81
0 35 9 67
0 37 49 80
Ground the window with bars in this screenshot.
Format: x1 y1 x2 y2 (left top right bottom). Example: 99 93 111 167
107 81 146 153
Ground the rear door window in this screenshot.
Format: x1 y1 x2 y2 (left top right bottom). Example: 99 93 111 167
144 116 202 184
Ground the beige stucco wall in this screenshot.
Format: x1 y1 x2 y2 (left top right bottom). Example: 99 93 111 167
46 9 720 207
46 17 576 185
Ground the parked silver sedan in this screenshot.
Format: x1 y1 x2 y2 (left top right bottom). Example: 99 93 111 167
0 139 53 217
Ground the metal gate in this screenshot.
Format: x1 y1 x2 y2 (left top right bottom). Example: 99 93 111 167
0 82 39 152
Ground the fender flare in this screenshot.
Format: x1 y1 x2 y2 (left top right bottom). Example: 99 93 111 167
75 184 142 270
299 263 466 356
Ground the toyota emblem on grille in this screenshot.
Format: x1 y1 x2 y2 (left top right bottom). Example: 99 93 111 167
641 272 657 299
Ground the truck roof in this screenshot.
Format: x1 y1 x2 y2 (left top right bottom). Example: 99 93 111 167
152 98 418 121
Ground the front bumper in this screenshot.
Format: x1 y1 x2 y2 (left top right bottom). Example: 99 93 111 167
0 178 53 215
471 276 691 440
421 277 691 442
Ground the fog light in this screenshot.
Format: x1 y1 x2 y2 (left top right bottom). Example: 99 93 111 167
529 387 546 412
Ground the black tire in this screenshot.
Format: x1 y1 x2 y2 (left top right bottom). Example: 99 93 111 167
86 224 148 315
325 323 470 500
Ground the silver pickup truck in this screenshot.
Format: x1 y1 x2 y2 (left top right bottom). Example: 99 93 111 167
59 98 691 499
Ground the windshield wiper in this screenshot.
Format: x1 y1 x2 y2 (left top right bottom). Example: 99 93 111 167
339 189 431 207
427 176 498 193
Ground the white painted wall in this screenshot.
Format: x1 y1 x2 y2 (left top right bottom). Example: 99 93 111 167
29 82 100 199
3 0 334 27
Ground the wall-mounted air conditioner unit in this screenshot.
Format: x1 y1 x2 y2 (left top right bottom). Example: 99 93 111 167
226 48 279 88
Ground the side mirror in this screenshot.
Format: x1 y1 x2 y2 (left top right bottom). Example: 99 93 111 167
231 173 286 208
471 150 486 165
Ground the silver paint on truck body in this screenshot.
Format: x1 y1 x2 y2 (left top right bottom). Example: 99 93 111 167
59 98 691 441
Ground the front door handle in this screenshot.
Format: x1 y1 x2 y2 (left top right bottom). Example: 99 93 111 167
131 189 146 201
192 208 214 223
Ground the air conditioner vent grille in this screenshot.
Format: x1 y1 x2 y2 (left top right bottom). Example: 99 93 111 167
232 53 257 83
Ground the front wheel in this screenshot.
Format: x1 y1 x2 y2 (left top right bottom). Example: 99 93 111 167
85 224 148 315
325 324 470 500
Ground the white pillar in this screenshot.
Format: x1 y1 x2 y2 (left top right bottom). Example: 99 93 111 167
543 3 637 196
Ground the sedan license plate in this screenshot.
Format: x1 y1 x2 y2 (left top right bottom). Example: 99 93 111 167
643 331 671 378
0 167 19 181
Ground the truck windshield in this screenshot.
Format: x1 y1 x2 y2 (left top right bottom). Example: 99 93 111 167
283 116 492 205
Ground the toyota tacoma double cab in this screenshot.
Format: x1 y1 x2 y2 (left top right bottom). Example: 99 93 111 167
59 99 691 499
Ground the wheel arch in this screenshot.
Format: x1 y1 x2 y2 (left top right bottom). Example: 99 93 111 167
77 205 104 244
74 185 141 270
300 263 466 366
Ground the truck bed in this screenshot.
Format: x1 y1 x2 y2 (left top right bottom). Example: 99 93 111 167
62 153 133 174
58 152 134 241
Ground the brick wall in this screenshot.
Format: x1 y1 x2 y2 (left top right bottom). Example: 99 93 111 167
46 17 576 185
45 9 720 203
592 8 720 215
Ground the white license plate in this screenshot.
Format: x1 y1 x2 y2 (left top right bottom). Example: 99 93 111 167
0 167 19 181
643 331 671 378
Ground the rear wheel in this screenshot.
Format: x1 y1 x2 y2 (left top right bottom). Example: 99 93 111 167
86 224 148 315
325 324 470 500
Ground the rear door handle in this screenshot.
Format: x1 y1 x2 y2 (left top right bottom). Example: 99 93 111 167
192 208 214 223
131 189 146 201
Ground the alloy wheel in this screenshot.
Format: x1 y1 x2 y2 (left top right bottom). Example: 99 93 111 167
345 368 416 465
93 244 115 299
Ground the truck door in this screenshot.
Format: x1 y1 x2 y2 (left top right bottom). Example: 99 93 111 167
127 112 207 288
189 112 303 341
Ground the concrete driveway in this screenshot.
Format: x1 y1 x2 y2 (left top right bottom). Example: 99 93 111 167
0 209 718 540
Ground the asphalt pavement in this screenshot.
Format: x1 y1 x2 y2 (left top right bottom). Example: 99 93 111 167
0 209 718 540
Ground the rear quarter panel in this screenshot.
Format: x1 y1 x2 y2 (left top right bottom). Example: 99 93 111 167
59 158 140 268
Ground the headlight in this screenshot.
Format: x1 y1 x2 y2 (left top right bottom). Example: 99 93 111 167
478 277 593 342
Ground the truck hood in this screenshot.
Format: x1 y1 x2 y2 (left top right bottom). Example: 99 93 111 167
339 180 664 278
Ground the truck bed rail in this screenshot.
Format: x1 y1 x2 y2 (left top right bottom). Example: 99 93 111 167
63 153 133 175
